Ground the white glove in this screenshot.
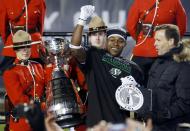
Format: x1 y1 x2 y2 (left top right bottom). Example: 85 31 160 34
78 5 95 25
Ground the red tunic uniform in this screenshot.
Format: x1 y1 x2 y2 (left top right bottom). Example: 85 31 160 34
0 0 46 58
3 59 46 131
126 0 187 57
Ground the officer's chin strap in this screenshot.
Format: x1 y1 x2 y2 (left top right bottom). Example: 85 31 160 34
19 59 29 65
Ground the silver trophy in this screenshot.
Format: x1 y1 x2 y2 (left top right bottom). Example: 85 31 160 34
45 37 84 128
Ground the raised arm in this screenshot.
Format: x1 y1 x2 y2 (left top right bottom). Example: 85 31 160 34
70 5 95 62
71 5 95 46
71 25 84 46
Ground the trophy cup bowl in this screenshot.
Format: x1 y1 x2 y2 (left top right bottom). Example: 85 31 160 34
45 37 69 55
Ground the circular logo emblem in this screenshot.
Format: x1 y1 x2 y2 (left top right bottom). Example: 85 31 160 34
115 84 144 111
109 68 122 78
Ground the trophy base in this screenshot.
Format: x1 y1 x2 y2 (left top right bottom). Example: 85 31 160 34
56 114 83 128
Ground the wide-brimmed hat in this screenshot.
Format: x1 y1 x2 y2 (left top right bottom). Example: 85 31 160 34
88 16 107 33
4 30 41 49
107 27 127 41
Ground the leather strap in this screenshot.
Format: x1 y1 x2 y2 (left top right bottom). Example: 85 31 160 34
140 0 161 22
13 0 31 23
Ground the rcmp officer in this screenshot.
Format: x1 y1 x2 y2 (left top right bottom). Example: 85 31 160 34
126 0 187 86
0 0 46 73
3 30 46 131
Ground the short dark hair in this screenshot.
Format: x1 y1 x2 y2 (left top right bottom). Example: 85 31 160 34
155 24 180 46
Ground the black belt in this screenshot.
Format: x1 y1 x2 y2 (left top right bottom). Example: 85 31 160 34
11 26 39 34
142 24 157 37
